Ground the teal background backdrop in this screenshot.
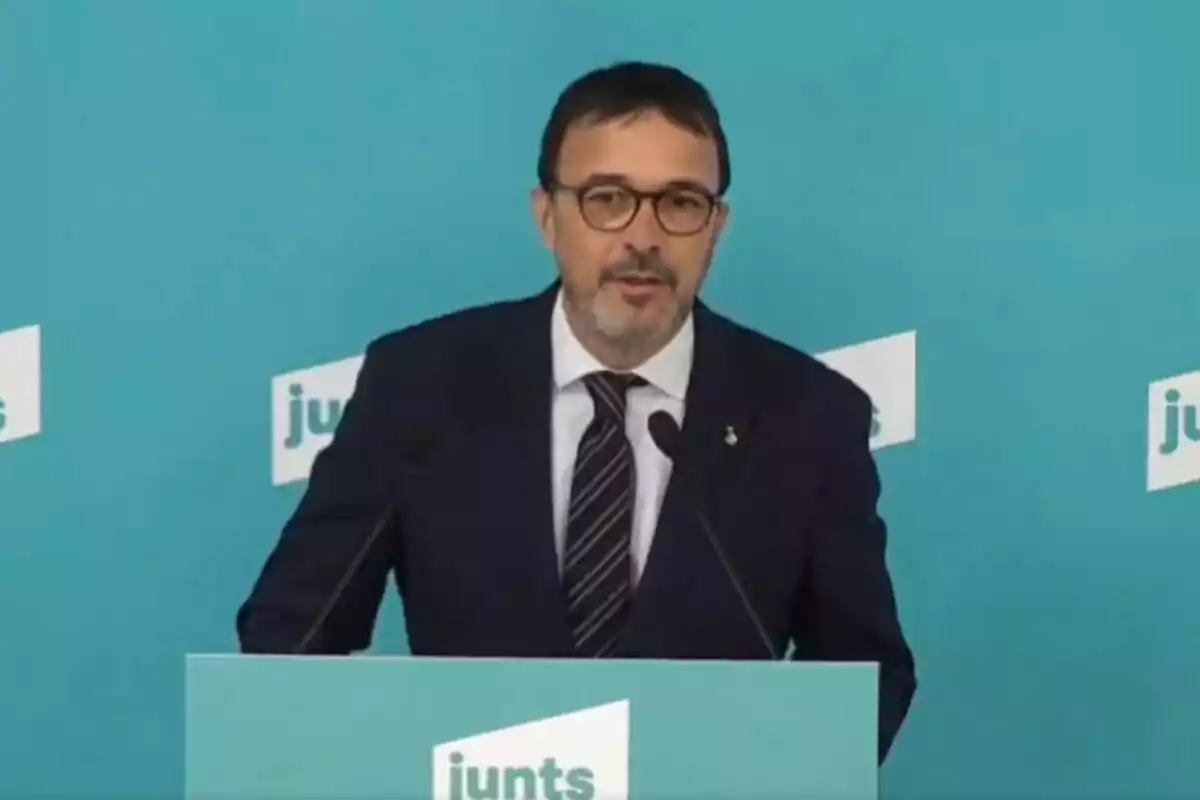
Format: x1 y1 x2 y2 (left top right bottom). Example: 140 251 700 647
1 1 1198 797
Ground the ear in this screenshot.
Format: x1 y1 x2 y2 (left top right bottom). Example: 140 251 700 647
710 199 730 242
530 187 555 250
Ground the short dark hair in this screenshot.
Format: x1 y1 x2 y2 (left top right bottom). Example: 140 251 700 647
537 61 730 195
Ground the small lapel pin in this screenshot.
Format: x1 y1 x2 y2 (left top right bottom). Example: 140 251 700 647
724 425 738 446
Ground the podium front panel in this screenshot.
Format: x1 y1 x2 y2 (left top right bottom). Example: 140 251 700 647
185 654 877 799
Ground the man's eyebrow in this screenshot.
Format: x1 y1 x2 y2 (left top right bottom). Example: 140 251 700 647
576 173 716 193
575 172 630 185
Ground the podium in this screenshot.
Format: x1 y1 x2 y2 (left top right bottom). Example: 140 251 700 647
185 654 878 799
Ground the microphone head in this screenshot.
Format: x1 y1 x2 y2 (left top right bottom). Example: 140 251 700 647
647 410 682 460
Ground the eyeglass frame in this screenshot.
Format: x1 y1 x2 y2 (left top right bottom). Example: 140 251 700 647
545 177 723 236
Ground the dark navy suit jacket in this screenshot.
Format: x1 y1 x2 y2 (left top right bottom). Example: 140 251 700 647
237 282 916 762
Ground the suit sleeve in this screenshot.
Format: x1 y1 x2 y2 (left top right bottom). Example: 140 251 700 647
789 385 917 764
236 340 401 655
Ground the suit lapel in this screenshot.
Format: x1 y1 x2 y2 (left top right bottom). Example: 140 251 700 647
625 300 758 648
671 302 755 520
479 282 574 653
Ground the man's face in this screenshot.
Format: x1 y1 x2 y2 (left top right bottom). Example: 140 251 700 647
533 110 727 353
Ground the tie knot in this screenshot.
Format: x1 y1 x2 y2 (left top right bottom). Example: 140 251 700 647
582 370 646 423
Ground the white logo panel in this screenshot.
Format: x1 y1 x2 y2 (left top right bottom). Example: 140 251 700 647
816 330 917 450
270 354 365 485
1147 369 1200 492
0 324 43 446
432 700 630 800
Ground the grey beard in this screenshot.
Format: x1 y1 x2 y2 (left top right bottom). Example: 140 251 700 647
580 288 686 360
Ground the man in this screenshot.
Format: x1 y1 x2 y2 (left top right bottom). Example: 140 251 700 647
237 61 916 761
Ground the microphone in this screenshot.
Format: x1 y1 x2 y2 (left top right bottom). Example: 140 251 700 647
647 411 780 660
291 424 438 655
292 506 394 654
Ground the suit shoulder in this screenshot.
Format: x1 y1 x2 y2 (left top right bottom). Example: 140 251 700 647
362 291 537 364
718 314 872 415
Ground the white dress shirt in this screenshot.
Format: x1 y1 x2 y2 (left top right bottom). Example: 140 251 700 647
550 289 693 585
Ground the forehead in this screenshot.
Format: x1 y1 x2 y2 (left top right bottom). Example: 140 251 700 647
555 111 720 191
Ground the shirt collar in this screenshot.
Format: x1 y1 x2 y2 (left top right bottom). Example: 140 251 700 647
551 288 693 400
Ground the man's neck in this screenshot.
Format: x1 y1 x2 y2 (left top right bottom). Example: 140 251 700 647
581 339 656 372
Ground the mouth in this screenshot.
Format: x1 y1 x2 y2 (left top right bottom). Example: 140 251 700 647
609 275 670 307
611 275 668 290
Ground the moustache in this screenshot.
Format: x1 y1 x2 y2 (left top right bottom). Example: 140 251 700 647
600 253 679 288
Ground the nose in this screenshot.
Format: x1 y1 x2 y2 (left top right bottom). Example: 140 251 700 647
616 241 661 270
617 198 667 250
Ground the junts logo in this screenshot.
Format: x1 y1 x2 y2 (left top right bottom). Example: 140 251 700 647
270 354 364 485
1147 370 1200 492
432 700 630 800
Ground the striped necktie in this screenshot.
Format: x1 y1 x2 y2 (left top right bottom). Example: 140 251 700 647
562 370 646 657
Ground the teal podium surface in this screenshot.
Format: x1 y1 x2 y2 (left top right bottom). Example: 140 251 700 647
185 654 878 799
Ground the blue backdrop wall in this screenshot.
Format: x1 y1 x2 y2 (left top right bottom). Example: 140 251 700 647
2 1 1199 797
